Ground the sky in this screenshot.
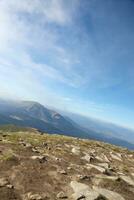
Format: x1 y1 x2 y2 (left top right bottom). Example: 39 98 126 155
0 0 134 129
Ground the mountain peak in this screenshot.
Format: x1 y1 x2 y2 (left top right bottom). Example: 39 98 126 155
0 99 134 150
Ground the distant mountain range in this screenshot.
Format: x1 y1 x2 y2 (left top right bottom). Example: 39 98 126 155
61 112 134 145
0 99 134 149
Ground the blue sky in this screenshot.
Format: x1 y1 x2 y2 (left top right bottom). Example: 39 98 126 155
0 0 134 129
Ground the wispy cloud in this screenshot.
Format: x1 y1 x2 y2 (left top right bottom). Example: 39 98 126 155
0 0 85 90
0 0 134 128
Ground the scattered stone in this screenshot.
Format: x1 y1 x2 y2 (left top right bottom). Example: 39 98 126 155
81 153 91 162
67 166 72 170
86 164 106 173
72 147 80 155
24 192 43 200
120 175 134 186
97 163 109 169
77 175 91 181
93 187 125 200
117 172 124 176
94 174 118 181
43 142 48 147
32 148 40 153
102 154 110 163
19 141 32 148
58 170 67 175
0 177 9 187
128 154 133 158
103 169 114 176
57 191 68 199
30 155 47 163
55 157 62 162
0 129 133 200
110 153 122 162
116 153 122 158
95 156 104 162
70 181 100 200
6 184 14 189
25 143 32 148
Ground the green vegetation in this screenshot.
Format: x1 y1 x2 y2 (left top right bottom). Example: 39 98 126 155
0 124 35 133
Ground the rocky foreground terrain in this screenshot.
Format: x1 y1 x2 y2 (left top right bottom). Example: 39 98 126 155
0 127 134 200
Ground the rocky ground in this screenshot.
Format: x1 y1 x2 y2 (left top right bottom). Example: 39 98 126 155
0 128 134 200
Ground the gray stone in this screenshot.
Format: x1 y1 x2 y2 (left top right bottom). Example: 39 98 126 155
110 153 122 162
0 177 9 187
30 156 47 163
81 153 91 162
6 184 14 189
57 191 68 199
86 164 106 173
93 187 125 200
58 170 67 175
94 174 118 181
24 192 44 200
120 175 134 186
70 181 100 200
97 163 109 169
72 147 80 155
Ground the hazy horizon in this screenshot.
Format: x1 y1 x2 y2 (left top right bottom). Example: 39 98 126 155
0 0 134 129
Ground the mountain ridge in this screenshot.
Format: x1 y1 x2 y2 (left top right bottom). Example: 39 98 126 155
0 99 133 149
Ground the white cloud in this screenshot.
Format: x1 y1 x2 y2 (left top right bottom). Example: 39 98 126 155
0 0 85 91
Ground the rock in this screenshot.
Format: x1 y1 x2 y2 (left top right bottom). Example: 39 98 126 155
6 184 14 189
25 143 32 148
102 154 110 163
93 187 125 200
57 191 68 199
43 142 48 147
58 170 67 175
96 154 110 163
19 141 32 148
116 153 122 158
70 181 100 200
97 163 109 169
78 175 91 181
55 157 62 162
95 156 104 162
117 172 125 176
81 153 91 162
24 192 44 200
0 177 9 187
86 164 106 173
120 175 134 186
19 141 26 146
72 147 80 155
94 174 119 181
110 153 122 162
31 156 42 160
103 169 113 176
30 156 47 163
67 166 72 170
32 148 40 153
128 154 133 158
